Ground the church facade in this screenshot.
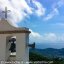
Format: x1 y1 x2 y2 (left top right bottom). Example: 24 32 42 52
0 19 31 63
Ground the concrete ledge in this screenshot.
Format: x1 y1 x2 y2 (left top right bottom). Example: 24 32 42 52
0 30 31 34
10 55 16 57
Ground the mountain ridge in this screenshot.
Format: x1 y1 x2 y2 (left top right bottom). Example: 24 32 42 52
30 48 64 58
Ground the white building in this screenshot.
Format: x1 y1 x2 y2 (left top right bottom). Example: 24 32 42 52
0 19 31 63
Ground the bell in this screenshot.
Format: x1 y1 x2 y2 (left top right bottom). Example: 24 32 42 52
28 42 35 48
9 38 16 52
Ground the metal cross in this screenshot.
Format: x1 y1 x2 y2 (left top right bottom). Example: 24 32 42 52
2 7 10 19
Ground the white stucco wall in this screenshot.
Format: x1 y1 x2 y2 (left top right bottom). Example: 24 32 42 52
0 19 30 63
0 34 8 60
6 36 11 61
15 33 29 62
0 33 29 63
0 34 13 61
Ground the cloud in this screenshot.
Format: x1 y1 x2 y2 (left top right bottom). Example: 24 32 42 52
29 29 43 43
0 0 33 27
44 0 64 21
52 0 64 10
59 34 64 42
43 33 58 42
29 29 58 43
29 29 64 43
44 8 59 20
0 0 45 27
31 0 46 16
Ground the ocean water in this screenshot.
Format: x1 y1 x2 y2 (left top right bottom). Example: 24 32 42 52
36 43 64 49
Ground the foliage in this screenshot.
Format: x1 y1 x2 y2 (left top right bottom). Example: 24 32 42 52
29 51 64 64
29 52 50 61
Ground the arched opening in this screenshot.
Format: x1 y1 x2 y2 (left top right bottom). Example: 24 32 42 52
8 36 16 61
9 36 16 55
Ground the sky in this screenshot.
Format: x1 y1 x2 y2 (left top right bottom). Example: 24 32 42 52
0 0 64 48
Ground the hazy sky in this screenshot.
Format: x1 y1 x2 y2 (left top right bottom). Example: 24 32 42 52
0 0 64 48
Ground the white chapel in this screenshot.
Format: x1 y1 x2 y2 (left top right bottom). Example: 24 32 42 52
0 18 31 63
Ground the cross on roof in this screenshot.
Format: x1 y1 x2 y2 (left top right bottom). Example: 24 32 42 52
2 7 10 19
